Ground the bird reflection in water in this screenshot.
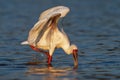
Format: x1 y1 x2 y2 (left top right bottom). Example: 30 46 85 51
26 63 78 80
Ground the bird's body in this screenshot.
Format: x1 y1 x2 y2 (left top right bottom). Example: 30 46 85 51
21 6 78 68
36 28 68 51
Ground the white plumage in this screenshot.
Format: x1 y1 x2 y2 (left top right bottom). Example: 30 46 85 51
21 6 78 68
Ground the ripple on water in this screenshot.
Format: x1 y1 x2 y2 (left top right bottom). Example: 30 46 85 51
0 0 120 80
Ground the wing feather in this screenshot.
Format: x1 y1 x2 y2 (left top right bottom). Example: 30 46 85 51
28 13 61 46
28 18 48 46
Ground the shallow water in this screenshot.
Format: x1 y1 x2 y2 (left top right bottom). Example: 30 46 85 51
0 0 120 80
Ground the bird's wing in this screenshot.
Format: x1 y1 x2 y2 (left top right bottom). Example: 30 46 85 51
39 6 70 20
28 6 70 46
28 18 48 46
28 13 61 46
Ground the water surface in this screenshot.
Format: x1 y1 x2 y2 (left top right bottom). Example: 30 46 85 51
0 0 120 80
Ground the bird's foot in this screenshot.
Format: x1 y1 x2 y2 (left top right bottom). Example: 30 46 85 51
73 65 78 70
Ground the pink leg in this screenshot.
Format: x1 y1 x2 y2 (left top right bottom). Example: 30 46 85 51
30 45 52 64
30 45 47 55
30 45 45 53
44 52 52 64
47 55 52 64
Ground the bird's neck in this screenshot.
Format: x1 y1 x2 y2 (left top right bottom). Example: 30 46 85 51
63 44 77 55
63 45 73 55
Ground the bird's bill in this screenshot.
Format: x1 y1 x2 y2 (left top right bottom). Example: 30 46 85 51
73 49 78 69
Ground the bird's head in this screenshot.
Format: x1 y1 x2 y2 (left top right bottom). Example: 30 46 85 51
70 44 78 68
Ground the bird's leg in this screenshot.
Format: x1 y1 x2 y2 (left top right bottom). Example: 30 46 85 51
30 45 48 54
47 55 52 65
30 45 48 57
44 52 52 64
30 45 52 64
30 45 42 52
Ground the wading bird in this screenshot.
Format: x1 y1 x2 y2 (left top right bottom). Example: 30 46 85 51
21 6 78 68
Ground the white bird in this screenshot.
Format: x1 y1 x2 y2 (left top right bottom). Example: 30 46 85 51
21 6 78 67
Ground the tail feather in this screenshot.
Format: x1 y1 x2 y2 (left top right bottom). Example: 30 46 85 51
21 41 29 45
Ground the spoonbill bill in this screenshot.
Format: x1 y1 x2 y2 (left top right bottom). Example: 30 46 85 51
21 6 78 67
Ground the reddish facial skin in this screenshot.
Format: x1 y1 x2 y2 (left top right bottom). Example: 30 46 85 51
73 49 78 69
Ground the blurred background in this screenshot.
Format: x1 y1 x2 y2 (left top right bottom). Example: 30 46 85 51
0 0 120 80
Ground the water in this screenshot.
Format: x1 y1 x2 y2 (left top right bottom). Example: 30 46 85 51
0 0 120 80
